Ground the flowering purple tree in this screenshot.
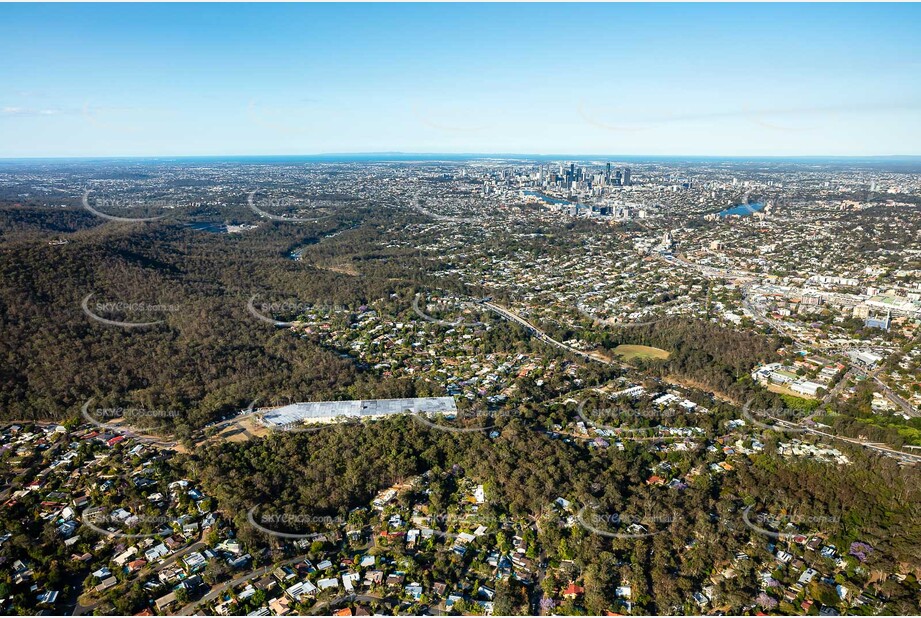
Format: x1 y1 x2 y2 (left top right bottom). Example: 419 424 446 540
756 592 778 610
849 541 874 562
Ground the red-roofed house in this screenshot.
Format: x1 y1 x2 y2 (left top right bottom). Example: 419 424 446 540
563 583 585 599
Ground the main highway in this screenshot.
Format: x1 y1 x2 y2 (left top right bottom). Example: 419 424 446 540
754 409 921 465
480 301 618 366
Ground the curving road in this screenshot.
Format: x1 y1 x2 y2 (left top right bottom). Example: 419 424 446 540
755 410 921 464
481 302 617 366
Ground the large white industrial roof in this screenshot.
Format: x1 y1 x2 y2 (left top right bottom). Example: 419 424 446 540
260 397 457 427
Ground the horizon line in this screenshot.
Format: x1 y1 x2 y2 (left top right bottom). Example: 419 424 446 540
2 152 921 162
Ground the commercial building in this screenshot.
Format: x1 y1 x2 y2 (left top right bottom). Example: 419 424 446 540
866 294 919 316
851 350 884 368
865 312 891 331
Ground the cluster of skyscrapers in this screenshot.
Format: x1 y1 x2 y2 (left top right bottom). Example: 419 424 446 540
537 162 631 190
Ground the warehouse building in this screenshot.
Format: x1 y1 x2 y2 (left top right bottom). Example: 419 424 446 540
259 397 457 430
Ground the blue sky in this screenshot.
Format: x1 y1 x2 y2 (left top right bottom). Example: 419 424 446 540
1 3 919 157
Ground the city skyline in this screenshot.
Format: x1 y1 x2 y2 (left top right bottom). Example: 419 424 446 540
2 3 920 158
4 3 921 616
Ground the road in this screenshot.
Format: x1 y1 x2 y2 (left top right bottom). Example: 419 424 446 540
823 369 855 405
855 366 918 418
178 557 392 616
659 252 756 282
307 593 390 615
177 553 311 615
481 301 745 408
757 411 921 465
73 536 208 615
481 302 618 366
738 281 826 352
72 533 208 616
661 253 918 417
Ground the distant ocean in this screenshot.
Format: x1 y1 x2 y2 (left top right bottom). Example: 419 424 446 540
2 154 920 172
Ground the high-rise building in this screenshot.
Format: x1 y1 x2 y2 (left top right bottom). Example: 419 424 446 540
865 311 891 331
622 168 631 186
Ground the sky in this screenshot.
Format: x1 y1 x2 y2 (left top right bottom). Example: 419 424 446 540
1 3 920 158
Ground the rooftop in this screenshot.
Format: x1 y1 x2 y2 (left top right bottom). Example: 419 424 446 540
260 397 457 428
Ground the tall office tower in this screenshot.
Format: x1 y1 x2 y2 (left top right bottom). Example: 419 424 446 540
606 162 612 182
614 169 622 186
622 168 631 186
